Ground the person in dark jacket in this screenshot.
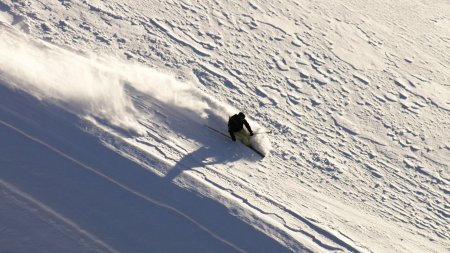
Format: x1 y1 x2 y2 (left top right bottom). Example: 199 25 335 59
228 112 253 145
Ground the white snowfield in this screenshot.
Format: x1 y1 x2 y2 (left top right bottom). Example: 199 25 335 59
0 0 449 252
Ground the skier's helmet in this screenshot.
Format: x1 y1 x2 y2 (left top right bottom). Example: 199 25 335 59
238 112 245 120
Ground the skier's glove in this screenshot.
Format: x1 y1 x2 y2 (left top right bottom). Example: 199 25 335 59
249 131 254 136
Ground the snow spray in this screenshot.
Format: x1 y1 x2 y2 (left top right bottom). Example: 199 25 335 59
0 25 271 155
0 26 229 134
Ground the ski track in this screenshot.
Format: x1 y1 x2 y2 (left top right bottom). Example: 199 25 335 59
0 118 249 253
1 0 449 252
0 179 119 253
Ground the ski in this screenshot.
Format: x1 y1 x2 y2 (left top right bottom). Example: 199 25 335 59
247 145 266 158
205 125 266 158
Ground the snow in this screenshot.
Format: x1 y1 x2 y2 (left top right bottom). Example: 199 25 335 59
0 0 449 252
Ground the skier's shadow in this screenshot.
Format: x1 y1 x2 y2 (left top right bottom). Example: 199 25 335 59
125 86 254 181
166 143 246 182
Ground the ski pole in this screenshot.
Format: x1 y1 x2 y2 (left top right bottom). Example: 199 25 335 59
252 131 272 135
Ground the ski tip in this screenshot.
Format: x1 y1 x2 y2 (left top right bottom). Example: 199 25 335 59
249 146 266 158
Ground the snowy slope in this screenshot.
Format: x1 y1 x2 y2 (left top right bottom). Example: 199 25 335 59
1 0 449 252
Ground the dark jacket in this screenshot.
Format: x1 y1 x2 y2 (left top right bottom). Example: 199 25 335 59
228 114 252 140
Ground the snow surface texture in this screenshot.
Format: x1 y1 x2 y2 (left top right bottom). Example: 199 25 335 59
0 0 449 252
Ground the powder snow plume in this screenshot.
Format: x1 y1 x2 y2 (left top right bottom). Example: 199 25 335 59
0 25 271 154
0 26 225 133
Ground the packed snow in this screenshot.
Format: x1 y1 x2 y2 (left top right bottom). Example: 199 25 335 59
0 0 449 252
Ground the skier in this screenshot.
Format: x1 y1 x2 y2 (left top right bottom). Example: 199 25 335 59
228 112 253 146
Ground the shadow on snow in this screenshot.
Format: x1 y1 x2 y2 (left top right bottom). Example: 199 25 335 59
0 83 295 253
